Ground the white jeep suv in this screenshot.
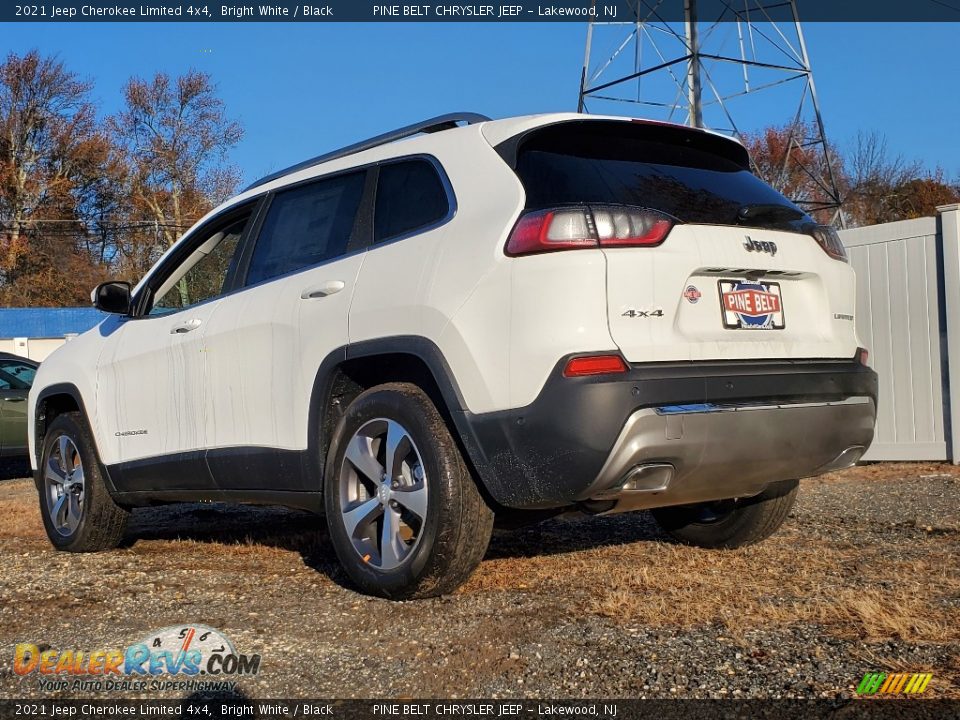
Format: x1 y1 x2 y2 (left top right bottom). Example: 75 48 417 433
28 113 877 598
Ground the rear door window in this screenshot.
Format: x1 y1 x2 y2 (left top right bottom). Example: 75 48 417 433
245 170 366 286
374 159 451 243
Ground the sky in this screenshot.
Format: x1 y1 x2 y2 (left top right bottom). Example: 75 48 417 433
5 22 959 186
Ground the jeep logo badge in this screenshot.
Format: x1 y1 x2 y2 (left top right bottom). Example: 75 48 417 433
744 236 778 256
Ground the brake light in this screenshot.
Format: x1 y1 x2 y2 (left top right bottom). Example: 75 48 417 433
505 205 675 256
809 224 848 262
563 354 628 377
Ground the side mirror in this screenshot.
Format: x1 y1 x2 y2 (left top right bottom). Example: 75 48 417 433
91 281 132 315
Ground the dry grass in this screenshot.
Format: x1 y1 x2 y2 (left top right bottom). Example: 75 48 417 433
827 588 952 642
460 463 960 644
0 480 46 542
4 467 960 647
467 522 960 645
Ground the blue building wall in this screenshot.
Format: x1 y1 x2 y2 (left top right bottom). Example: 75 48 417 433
0 308 107 338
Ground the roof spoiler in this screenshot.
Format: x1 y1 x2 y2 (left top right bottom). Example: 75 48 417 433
244 112 491 192
493 118 751 171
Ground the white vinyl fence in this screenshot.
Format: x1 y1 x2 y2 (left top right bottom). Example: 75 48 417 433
0 336 70 361
840 203 960 462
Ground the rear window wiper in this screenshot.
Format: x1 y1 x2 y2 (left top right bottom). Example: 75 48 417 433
737 203 806 223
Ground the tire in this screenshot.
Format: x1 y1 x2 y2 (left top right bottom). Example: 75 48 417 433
650 479 799 549
38 412 129 552
324 382 494 599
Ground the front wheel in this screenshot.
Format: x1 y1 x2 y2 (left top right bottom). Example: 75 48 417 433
39 412 129 552
324 383 494 599
651 479 799 549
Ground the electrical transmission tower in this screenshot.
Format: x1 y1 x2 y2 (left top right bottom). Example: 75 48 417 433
578 1 844 223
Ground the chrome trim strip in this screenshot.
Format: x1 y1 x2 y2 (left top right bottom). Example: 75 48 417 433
654 396 871 415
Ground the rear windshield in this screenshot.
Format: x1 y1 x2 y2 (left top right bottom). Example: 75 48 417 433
508 121 812 233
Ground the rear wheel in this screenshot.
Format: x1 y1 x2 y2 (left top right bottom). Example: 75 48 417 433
324 383 493 599
651 479 799 549
39 412 129 552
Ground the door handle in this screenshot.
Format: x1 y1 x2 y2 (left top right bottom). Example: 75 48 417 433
2 397 25 403
170 318 203 334
301 280 346 299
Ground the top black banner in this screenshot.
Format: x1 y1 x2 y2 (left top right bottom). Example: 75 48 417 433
3 0 960 23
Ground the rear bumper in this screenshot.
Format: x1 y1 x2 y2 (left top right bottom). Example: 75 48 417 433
457 357 878 509
578 397 874 514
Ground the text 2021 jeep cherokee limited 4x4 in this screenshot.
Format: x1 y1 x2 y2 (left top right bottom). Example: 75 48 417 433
28 112 877 598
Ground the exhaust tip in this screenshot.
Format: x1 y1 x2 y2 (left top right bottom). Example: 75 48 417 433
816 445 866 474
591 463 674 501
579 463 676 516
620 463 674 493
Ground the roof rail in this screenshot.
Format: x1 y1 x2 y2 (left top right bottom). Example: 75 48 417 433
244 112 491 191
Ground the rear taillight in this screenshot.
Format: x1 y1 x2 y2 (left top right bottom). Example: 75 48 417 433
563 354 628 377
856 347 870 367
505 205 676 257
810 225 848 262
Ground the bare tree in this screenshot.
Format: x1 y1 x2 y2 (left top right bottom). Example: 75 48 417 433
743 123 844 224
0 59 245 304
0 50 116 305
111 69 242 276
844 131 920 225
843 131 959 226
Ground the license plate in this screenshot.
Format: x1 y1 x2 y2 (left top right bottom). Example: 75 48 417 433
718 280 786 330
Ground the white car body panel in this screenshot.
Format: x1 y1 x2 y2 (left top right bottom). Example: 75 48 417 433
603 224 859 363
201 252 366 454
94 304 222 466
27 329 104 467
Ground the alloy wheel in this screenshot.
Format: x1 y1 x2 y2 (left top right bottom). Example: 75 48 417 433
338 418 429 570
44 435 85 537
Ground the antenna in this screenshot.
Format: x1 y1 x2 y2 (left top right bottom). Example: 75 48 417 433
578 1 845 225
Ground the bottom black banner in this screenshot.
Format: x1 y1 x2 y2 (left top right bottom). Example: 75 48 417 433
0 699 957 720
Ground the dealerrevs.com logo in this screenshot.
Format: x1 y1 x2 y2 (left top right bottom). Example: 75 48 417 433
14 625 260 693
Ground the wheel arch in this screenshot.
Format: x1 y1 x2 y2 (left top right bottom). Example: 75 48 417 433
33 384 87 463
308 337 485 495
32 383 115 493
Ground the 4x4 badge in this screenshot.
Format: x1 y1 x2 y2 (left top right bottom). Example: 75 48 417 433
744 236 778 256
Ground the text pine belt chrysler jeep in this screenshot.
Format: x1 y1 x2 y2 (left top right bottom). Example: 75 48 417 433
28 113 877 598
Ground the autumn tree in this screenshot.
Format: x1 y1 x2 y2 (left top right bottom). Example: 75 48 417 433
0 50 116 305
889 175 960 221
843 131 959 226
110 70 242 278
743 123 844 223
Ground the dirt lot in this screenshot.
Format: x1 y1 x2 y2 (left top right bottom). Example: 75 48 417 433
0 462 958 700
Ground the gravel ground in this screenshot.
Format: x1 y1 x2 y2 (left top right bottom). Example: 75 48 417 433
0 462 958 700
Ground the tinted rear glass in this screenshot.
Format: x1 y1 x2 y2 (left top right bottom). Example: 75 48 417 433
511 121 812 232
374 159 450 242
